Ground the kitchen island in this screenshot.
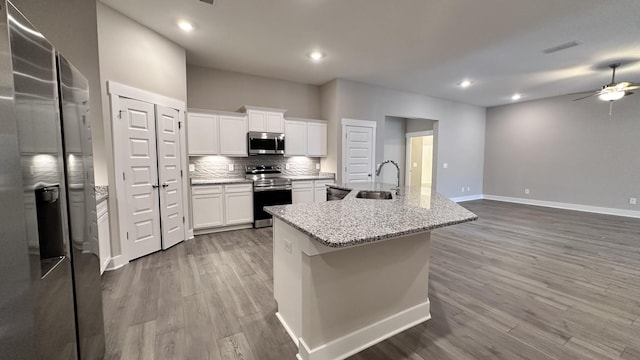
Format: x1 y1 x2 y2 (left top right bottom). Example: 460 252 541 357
265 183 477 360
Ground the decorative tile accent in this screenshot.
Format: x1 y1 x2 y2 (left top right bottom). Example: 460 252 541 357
189 155 321 180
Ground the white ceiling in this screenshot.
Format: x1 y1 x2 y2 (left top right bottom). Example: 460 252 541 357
101 0 640 107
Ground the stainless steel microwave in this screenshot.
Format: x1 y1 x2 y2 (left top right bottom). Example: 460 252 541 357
248 132 285 155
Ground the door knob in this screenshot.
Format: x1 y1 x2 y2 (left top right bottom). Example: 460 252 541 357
162 183 169 188
152 184 159 189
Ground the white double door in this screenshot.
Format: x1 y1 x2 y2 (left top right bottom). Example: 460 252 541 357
119 98 185 260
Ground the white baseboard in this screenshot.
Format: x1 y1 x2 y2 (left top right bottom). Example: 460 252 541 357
297 300 431 360
449 194 484 203
194 224 253 236
104 254 128 271
483 194 640 219
275 312 299 347
101 256 111 275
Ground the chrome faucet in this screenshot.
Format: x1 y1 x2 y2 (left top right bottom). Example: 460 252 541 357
376 160 402 195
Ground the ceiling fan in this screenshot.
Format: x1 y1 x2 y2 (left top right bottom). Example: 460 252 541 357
574 63 639 116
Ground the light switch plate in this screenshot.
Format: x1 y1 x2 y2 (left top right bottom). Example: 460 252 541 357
228 164 234 171
188 164 195 172
443 163 448 169
285 163 290 170
315 163 320 170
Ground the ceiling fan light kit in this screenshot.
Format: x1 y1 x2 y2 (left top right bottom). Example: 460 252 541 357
598 90 625 102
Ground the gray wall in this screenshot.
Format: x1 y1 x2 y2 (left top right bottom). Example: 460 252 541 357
407 118 436 133
187 65 321 118
484 93 640 210
96 2 187 256
324 79 486 198
382 117 407 184
11 0 105 185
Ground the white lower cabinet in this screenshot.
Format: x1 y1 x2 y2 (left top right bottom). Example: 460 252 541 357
97 200 111 274
314 180 334 202
292 181 314 204
192 183 253 232
192 186 224 229
224 184 253 225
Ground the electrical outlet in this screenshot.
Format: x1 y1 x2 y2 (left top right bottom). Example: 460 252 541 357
630 197 637 205
524 188 530 195
188 164 195 172
315 163 320 170
285 163 290 170
228 163 234 171
443 163 448 169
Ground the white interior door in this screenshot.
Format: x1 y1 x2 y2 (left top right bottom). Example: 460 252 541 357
156 105 185 249
345 125 375 183
119 98 162 260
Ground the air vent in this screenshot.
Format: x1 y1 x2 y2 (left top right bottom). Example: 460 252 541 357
543 41 581 54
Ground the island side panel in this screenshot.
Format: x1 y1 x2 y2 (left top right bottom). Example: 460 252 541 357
299 232 432 360
273 217 303 345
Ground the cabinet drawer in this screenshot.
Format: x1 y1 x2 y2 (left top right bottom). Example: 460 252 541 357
314 180 334 188
192 185 223 195
224 183 253 193
292 181 313 189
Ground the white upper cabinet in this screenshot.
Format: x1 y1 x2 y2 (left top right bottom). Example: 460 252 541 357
284 120 307 156
187 112 218 155
244 106 286 133
285 118 328 157
307 122 328 157
219 114 248 157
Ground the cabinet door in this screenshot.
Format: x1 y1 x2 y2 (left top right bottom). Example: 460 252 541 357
187 113 218 155
224 191 253 225
97 201 111 274
266 112 284 133
292 181 314 204
192 193 224 229
307 122 327 157
248 110 266 132
285 120 307 156
219 115 248 156
314 187 327 203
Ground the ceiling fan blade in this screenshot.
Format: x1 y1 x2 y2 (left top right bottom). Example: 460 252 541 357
573 92 598 101
624 91 634 96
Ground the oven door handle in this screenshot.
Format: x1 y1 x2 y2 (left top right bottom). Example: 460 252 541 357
253 185 292 192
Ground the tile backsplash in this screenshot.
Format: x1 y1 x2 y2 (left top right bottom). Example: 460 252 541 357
190 155 321 179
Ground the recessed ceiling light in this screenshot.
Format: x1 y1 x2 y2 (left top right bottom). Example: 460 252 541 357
459 79 472 88
178 20 194 32
308 51 325 62
511 93 522 101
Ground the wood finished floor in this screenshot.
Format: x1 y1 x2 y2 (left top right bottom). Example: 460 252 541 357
102 200 640 360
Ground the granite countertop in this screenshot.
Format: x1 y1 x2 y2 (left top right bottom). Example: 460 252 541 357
191 178 253 185
265 182 477 248
95 185 108 204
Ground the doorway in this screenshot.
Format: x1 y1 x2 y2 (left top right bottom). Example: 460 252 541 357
405 131 434 189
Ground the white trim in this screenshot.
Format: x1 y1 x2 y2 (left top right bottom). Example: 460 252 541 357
341 118 377 183
405 130 433 138
193 223 253 236
483 195 640 218
107 81 185 111
101 256 111 275
341 118 377 128
104 255 128 271
187 228 194 240
296 300 431 360
275 312 299 346
450 194 484 203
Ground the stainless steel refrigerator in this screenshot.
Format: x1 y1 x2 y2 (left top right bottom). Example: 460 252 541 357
0 1 106 359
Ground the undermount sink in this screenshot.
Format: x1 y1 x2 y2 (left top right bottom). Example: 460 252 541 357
355 190 393 200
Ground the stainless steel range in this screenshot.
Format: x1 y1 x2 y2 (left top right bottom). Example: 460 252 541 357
246 165 292 228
